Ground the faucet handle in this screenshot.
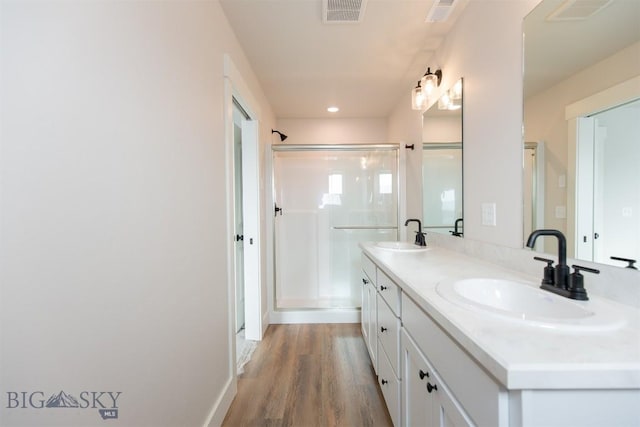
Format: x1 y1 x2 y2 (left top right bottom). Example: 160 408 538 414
534 256 554 266
534 257 555 285
568 264 599 301
571 264 600 275
610 256 638 270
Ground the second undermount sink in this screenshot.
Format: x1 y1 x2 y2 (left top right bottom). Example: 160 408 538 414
375 241 430 252
436 278 625 331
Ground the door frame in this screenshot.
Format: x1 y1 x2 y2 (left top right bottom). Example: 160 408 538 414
223 55 264 356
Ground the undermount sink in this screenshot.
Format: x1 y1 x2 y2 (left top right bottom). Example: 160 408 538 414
436 278 624 331
375 241 430 252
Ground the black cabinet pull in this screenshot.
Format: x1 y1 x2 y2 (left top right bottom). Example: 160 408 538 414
426 383 438 393
380 285 387 291
419 370 429 380
380 326 387 333
362 278 369 284
381 379 388 385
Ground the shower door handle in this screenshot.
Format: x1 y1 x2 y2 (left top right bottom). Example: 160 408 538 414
275 204 283 216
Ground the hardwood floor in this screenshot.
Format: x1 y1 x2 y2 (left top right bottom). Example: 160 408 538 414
222 323 393 427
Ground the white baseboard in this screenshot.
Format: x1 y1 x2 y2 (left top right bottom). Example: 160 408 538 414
270 308 361 324
203 375 237 427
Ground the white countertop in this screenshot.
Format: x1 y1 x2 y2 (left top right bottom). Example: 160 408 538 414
360 242 640 390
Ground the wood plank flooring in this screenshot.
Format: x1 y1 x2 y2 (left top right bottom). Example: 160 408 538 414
222 323 393 427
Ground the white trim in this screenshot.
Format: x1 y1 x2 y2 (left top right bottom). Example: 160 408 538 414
203 375 236 427
270 309 361 324
221 54 265 426
222 76 238 396
224 55 261 120
565 76 640 120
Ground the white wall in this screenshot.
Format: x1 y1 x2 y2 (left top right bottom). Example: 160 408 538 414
0 1 274 426
387 99 424 226
388 0 540 248
276 118 388 145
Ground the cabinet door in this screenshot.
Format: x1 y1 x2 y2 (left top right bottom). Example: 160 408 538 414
401 329 473 427
361 275 369 337
361 276 377 372
402 329 435 426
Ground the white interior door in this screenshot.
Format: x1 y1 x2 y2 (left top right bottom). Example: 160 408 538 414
233 120 245 333
241 120 261 341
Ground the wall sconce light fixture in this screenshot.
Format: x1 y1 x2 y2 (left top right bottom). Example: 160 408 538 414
420 67 442 97
272 129 288 142
411 81 425 110
411 67 443 111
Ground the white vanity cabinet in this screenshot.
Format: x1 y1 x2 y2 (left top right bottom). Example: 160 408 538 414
401 328 473 427
402 293 508 427
361 244 640 427
361 254 377 373
361 251 507 427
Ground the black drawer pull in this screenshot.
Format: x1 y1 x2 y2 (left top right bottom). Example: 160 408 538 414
362 278 369 284
380 326 387 333
381 379 388 385
380 285 387 291
427 383 438 393
419 370 429 380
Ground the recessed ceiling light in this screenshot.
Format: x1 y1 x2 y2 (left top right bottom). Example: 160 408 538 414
327 106 339 113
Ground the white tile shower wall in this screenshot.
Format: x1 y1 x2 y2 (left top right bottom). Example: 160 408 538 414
428 233 640 308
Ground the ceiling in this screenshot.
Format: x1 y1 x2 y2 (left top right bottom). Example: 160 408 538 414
219 0 468 119
524 0 640 98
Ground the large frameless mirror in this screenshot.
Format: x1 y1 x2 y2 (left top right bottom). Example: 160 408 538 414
523 0 640 268
422 78 463 236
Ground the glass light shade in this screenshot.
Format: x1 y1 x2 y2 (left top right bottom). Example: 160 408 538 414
438 92 451 110
411 85 425 110
420 73 438 96
450 80 462 100
448 96 462 110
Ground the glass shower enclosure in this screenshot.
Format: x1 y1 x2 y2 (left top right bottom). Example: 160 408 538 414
272 145 399 311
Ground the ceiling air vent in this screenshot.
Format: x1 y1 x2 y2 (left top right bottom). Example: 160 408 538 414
426 0 457 23
322 0 368 24
547 0 614 21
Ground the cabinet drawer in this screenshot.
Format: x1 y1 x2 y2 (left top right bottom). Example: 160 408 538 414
378 345 401 427
377 293 400 377
377 269 401 316
362 253 376 285
402 293 507 427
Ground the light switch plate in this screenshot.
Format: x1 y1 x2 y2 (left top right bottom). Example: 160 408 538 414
481 203 496 226
558 174 566 188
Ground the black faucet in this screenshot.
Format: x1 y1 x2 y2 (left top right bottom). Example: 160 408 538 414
526 229 599 300
404 219 426 246
450 218 463 237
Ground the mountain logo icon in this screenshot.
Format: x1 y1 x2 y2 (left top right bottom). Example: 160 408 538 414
45 390 80 408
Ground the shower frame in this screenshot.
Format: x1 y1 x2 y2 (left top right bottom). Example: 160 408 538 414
268 143 401 324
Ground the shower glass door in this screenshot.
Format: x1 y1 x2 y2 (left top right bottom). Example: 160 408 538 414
273 145 398 310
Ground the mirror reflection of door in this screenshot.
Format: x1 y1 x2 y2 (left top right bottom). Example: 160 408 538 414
575 99 640 267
